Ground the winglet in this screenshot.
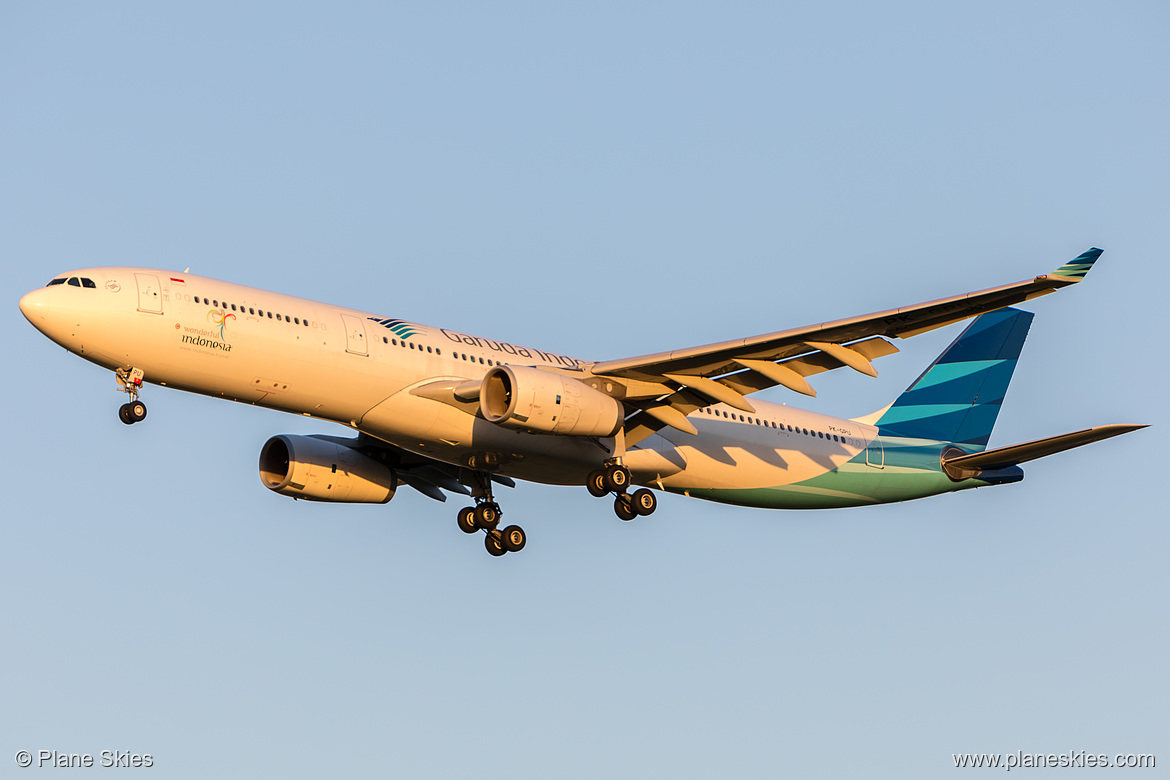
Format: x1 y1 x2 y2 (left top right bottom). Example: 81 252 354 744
1051 247 1103 281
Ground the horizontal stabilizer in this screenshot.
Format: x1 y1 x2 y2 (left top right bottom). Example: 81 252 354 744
942 423 1147 479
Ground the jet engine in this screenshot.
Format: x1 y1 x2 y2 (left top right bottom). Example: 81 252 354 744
258 434 397 503
480 365 623 437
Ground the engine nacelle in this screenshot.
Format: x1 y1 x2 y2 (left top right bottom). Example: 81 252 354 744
480 365 623 437
258 434 397 503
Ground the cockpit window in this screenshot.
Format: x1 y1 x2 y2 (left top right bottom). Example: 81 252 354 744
81 278 96 288
47 278 66 286
68 277 81 287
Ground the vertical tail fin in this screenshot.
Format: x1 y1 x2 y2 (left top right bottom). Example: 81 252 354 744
874 308 1034 450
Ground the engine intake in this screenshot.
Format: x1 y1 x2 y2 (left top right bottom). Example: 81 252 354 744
259 434 397 503
481 365 623 437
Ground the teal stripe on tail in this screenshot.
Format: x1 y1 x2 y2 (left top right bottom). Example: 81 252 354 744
875 308 1033 449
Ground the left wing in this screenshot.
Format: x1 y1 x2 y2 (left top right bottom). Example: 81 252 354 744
579 248 1103 445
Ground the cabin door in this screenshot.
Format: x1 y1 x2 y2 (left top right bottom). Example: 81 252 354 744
135 273 163 314
340 314 368 356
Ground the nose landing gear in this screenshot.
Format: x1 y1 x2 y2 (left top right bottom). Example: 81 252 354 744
115 368 148 425
587 461 658 521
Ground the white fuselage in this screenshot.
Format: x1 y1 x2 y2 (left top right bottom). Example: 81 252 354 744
21 267 904 507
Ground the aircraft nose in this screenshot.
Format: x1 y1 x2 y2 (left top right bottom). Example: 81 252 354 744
19 287 50 325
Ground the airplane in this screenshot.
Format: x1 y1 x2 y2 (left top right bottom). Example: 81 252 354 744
19 248 1145 557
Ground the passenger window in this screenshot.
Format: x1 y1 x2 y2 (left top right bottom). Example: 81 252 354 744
427 346 433 353
304 320 309 327
294 317 299 325
214 300 219 307
68 277 81 287
479 357 484 364
267 312 272 319
249 308 255 315
383 337 388 344
81 278 96 288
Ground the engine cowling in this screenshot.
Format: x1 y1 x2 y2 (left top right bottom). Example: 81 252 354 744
480 365 623 437
258 434 397 503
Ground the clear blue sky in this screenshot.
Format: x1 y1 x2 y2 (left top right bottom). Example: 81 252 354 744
3 2 1166 777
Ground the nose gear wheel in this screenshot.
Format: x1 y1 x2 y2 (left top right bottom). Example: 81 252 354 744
115 368 148 425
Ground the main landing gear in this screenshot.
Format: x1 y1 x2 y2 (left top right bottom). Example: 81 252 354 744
586 461 657 521
116 367 148 425
456 472 526 558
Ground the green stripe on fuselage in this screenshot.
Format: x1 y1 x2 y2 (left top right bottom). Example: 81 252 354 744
668 439 985 510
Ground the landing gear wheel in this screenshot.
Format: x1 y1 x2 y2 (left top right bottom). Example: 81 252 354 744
474 502 501 531
457 507 478 534
603 465 631 493
501 525 526 552
586 469 609 498
614 494 638 521
485 531 507 557
631 488 657 516
118 404 134 425
128 401 147 423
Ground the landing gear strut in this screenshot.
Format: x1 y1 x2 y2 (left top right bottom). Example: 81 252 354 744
115 368 147 425
586 461 657 521
456 471 526 557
